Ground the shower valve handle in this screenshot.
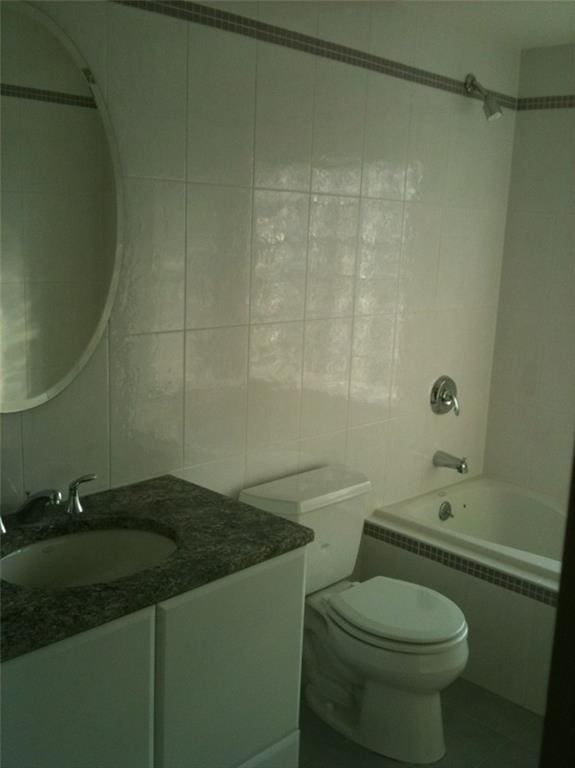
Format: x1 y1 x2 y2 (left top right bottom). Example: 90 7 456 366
430 376 460 417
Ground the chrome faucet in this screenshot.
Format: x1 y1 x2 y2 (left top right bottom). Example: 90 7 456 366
1 489 63 532
433 451 468 474
65 474 97 514
14 489 63 516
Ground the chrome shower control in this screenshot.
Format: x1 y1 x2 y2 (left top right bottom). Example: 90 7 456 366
430 376 460 416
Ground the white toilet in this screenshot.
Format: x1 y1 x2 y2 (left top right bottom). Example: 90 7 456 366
240 466 469 765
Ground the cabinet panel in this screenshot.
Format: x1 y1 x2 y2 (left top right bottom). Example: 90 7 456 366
156 549 306 768
1 608 155 768
237 732 299 768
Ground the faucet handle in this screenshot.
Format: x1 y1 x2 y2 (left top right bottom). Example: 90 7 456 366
66 474 97 514
430 375 460 417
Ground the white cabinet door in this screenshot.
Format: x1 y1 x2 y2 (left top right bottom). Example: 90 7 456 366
156 549 306 768
1 607 155 768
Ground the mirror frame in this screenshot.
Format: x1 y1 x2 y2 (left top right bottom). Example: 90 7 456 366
1 2 124 413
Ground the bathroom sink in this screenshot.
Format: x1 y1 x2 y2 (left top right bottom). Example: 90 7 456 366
1 529 177 589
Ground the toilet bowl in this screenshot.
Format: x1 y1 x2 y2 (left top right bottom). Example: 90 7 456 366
239 467 469 764
304 577 468 764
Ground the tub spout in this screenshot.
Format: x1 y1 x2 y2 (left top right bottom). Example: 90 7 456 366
433 451 468 474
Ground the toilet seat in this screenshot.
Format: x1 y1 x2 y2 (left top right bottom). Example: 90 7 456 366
326 577 467 653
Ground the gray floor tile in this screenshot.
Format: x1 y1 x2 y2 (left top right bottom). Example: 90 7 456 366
443 679 543 751
475 738 540 768
300 680 544 768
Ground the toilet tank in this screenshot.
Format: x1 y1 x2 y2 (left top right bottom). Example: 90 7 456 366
239 466 371 594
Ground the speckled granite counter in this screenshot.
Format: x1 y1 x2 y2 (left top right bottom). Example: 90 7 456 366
1 475 313 662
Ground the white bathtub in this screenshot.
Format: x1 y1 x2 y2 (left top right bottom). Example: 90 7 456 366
373 476 564 590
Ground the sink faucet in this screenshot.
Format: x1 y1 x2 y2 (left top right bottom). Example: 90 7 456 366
65 474 97 514
433 451 468 474
0 489 63 533
14 489 63 516
0 474 97 533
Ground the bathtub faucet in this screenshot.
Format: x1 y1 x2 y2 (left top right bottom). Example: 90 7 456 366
433 451 468 474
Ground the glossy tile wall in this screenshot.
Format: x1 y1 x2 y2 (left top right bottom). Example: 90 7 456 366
484 44 575 508
1 1 519 513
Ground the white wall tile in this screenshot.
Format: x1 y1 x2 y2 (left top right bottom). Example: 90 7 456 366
510 111 575 213
529 408 575 502
519 44 575 97
300 318 352 437
523 602 557 714
485 76 575 506
349 315 394 427
298 430 347 473
345 420 389 507
251 191 309 323
244 441 300 488
546 212 575 323
108 4 187 179
21 337 110 496
317 1 371 52
186 184 252 329
257 1 317 36
498 212 554 312
312 59 367 196
462 578 533 707
406 87 453 204
247 322 303 449
112 179 186 335
412 3 466 80
110 332 184 486
355 199 403 316
368 1 417 65
173 457 246 499
306 194 359 320
255 44 314 192
184 326 248 466
398 203 441 313
187 25 256 186
362 74 411 201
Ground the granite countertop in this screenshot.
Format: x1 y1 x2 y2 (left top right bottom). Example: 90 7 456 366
1 475 314 662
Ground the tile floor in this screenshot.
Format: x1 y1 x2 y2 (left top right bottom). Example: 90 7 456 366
299 679 543 767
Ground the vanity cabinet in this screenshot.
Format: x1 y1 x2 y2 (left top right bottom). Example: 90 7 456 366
156 549 305 768
1 549 306 768
1 608 155 768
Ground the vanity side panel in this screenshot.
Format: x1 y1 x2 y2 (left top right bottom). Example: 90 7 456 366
156 549 306 768
0 607 155 768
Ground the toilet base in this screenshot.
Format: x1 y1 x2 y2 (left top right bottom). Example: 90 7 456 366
359 681 445 764
305 679 445 765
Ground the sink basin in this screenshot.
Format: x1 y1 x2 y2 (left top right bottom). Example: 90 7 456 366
1 529 177 589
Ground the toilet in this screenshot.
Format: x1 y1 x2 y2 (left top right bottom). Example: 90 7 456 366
239 466 469 765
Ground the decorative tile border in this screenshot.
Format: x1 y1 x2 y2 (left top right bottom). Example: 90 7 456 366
117 0 575 112
1 83 97 109
363 520 558 607
116 0 517 108
518 94 575 111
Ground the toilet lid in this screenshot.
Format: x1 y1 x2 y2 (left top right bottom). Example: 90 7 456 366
327 577 467 645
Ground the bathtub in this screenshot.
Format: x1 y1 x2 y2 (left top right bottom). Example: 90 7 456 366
372 476 564 592
359 476 565 713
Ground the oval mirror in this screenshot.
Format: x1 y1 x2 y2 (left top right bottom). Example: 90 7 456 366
0 3 122 413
